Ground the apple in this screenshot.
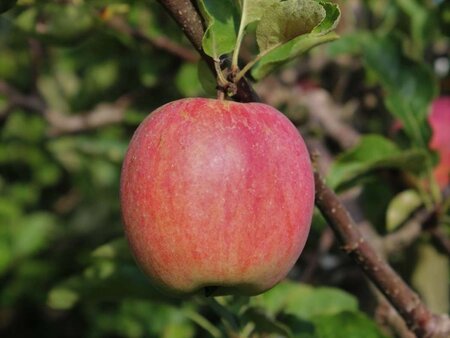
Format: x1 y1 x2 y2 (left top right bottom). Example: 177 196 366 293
120 98 314 296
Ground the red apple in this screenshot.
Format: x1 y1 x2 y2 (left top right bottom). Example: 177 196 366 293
120 98 314 296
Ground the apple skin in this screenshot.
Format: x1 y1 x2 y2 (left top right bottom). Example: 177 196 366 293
120 98 314 296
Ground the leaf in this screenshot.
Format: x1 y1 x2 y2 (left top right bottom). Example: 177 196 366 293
48 239 180 310
15 3 95 45
197 0 239 58
197 60 217 97
256 0 325 52
362 35 438 147
176 63 205 97
252 1 340 79
251 281 358 320
237 0 275 29
328 135 429 191
277 314 316 338
14 213 57 258
326 32 367 57
243 307 293 337
386 190 422 232
412 243 449 313
395 0 433 56
312 311 388 338
47 262 178 310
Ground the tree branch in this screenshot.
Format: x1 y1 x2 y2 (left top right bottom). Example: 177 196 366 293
0 80 131 136
105 16 199 63
314 170 450 337
46 95 132 137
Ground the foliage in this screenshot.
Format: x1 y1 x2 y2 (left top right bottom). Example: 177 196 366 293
0 0 449 337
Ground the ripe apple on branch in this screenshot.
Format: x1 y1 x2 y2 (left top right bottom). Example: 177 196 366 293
119 1 450 337
120 0 338 297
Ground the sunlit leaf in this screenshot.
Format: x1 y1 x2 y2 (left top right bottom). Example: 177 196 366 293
197 0 239 58
252 1 340 79
251 281 358 320
412 243 449 313
312 311 388 338
328 135 429 191
256 0 325 52
386 190 422 232
362 35 438 147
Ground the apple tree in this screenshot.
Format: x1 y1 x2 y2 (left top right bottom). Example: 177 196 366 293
0 1 449 338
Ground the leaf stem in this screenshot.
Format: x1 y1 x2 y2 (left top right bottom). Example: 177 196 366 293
234 47 275 82
214 58 228 87
231 4 246 71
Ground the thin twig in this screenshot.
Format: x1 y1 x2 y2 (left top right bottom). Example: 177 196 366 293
0 80 132 136
105 16 199 63
46 95 132 137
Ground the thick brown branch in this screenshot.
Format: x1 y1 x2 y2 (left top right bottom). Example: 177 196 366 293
155 0 205 55
314 170 450 338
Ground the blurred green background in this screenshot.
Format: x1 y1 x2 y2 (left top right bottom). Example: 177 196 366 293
0 0 449 337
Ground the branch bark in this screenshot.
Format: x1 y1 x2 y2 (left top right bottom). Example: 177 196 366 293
314 170 450 337
0 80 132 136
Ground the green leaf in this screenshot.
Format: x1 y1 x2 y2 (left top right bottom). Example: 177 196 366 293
312 311 388 338
277 314 316 338
362 35 438 147
237 0 275 29
243 307 293 337
197 0 239 58
256 0 325 52
14 213 57 258
15 3 95 45
396 0 432 57
412 243 449 313
47 262 178 310
252 1 340 79
386 190 422 232
197 60 217 97
326 32 367 57
91 238 131 261
328 135 429 191
176 63 204 97
251 281 358 320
